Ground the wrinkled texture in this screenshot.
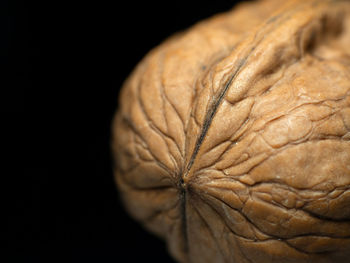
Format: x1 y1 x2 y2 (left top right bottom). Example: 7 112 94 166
112 0 350 262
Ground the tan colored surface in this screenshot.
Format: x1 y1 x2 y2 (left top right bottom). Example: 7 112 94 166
111 0 350 262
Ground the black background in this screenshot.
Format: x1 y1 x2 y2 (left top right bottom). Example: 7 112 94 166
11 0 248 262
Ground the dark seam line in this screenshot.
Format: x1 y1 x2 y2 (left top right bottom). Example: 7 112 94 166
180 183 188 253
177 2 304 254
179 58 247 257
184 58 246 177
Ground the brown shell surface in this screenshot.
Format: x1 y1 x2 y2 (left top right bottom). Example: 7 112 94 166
111 0 350 262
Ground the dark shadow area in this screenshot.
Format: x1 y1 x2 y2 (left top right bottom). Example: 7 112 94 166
1 0 27 112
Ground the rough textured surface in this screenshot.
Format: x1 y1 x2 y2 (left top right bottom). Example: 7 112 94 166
111 0 350 262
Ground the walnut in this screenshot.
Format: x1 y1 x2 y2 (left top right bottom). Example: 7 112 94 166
111 0 350 262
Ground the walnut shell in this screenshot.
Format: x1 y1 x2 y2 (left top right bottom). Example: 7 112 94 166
111 0 350 262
